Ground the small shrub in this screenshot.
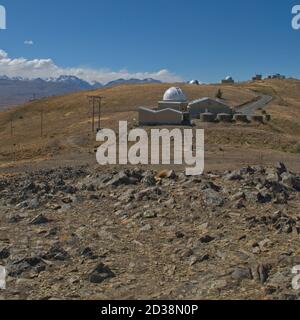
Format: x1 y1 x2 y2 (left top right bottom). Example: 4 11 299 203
216 89 223 99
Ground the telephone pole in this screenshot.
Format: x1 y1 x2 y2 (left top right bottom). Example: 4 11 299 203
87 96 103 132
40 108 44 137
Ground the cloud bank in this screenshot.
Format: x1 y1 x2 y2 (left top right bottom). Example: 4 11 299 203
0 49 182 84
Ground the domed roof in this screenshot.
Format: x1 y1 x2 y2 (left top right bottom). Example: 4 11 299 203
189 80 199 85
163 87 187 102
225 76 233 81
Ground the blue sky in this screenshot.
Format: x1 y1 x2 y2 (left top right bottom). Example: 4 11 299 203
0 0 300 83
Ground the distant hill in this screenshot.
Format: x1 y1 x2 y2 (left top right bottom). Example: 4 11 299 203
0 75 161 109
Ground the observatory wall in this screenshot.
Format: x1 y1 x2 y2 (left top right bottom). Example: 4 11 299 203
188 98 233 118
139 107 184 125
158 101 188 111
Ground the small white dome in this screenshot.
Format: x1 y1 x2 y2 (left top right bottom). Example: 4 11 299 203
225 76 233 81
163 87 187 102
189 80 199 85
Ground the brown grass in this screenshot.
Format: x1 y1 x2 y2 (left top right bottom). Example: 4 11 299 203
0 80 300 167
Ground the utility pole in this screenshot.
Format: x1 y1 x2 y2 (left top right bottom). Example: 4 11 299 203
10 118 15 161
40 108 44 138
87 96 103 132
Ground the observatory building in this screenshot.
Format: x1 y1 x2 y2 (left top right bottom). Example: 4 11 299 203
189 80 200 85
139 107 187 126
222 76 235 84
252 74 262 81
188 97 234 119
138 86 236 125
158 87 188 112
138 87 190 126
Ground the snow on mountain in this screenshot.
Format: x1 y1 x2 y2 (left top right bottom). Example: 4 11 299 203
0 75 162 108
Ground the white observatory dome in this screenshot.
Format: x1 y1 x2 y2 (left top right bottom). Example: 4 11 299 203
225 76 233 81
189 80 199 85
163 87 187 102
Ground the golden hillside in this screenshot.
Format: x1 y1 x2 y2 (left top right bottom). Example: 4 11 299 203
0 80 299 171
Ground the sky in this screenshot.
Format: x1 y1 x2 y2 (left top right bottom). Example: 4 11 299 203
0 0 300 84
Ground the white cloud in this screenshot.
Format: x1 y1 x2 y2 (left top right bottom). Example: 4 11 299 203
24 40 34 45
0 49 182 84
0 49 8 59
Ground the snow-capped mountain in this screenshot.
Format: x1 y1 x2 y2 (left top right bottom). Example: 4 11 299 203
105 78 161 88
45 75 103 89
0 75 161 108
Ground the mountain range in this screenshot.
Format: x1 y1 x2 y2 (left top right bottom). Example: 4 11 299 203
0 75 161 109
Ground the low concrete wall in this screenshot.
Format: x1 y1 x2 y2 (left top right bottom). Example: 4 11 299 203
139 107 184 125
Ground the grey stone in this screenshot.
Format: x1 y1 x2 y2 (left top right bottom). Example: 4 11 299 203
0 247 10 259
224 170 243 181
30 214 50 225
231 267 252 280
140 224 152 232
142 172 156 186
88 263 115 284
199 235 215 244
203 189 224 207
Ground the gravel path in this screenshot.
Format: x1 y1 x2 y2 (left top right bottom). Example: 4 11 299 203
238 95 273 116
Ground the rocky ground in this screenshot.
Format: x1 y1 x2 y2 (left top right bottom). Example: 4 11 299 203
1 163 300 300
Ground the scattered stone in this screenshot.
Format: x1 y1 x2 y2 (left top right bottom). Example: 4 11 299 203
203 189 224 207
81 247 98 260
7 256 46 277
108 171 139 187
30 214 50 225
257 264 271 284
224 170 242 181
189 254 210 266
42 243 69 261
0 247 10 259
88 263 115 284
140 224 152 232
155 170 176 181
0 163 299 300
276 162 287 175
257 192 272 204
175 231 185 239
231 267 252 281
143 211 157 219
199 235 215 244
27 197 40 209
142 172 156 186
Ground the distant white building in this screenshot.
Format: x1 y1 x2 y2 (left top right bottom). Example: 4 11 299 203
188 80 200 85
222 76 235 84
252 74 262 81
188 97 234 119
